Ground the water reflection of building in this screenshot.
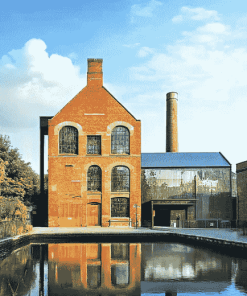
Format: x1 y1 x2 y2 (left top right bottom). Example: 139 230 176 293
141 243 233 294
48 243 141 295
2 242 247 295
141 154 233 227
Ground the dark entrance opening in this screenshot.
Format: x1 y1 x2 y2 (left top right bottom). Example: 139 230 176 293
152 204 192 227
153 205 170 226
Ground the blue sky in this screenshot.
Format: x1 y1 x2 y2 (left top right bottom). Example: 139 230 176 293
0 0 247 174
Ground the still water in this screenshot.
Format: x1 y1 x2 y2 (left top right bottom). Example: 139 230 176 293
0 242 247 295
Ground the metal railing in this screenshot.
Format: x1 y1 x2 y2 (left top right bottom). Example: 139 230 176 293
170 219 231 228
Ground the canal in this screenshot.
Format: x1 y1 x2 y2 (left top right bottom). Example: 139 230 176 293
0 242 247 295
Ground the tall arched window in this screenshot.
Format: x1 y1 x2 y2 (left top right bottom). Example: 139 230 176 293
111 126 130 154
111 166 130 192
59 126 78 154
87 166 102 192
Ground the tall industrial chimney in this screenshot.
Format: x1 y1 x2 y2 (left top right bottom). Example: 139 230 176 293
166 92 178 152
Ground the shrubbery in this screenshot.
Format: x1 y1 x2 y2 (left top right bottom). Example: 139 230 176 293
0 135 38 238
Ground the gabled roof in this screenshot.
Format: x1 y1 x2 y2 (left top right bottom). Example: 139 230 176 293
102 86 140 121
141 152 231 168
49 85 140 123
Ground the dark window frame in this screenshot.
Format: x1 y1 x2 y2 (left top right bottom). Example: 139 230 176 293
87 135 101 155
111 166 130 192
111 243 129 260
111 197 129 218
87 165 102 192
59 126 78 154
111 126 130 155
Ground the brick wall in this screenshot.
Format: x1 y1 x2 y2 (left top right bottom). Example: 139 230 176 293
48 59 141 227
237 161 247 225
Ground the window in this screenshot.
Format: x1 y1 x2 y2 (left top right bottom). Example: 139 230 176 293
87 166 102 192
111 244 129 260
87 136 101 154
111 265 129 286
111 197 129 217
87 266 101 288
111 126 130 154
111 166 130 192
59 126 78 154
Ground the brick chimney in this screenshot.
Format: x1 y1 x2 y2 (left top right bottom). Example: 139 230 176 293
87 58 103 87
166 92 178 152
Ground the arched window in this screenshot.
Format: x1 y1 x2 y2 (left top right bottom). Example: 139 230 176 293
87 166 102 192
59 126 78 154
111 166 130 192
111 126 130 154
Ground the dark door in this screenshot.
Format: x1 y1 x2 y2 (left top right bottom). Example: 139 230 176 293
154 207 170 226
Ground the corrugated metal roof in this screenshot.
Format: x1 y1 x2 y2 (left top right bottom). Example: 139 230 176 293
141 152 230 168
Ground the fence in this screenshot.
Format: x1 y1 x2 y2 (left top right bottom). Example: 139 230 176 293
0 219 32 239
171 219 231 228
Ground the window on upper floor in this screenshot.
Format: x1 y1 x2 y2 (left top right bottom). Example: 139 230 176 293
87 165 102 192
59 126 78 154
111 166 130 192
87 136 101 155
111 126 130 155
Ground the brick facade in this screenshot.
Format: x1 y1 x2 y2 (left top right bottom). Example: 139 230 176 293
237 161 247 226
48 59 141 227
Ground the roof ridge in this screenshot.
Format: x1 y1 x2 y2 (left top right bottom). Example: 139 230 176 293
141 152 220 154
141 152 230 168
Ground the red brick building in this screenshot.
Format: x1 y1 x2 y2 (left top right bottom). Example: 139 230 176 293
44 59 141 227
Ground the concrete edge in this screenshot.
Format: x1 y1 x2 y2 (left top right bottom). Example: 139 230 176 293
1 229 247 261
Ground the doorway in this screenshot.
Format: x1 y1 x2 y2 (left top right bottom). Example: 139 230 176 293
153 206 170 226
87 203 101 226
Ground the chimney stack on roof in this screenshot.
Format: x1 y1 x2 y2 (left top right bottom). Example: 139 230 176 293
87 58 103 87
166 92 178 152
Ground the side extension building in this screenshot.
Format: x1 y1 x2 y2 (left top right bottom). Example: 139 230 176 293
141 152 232 227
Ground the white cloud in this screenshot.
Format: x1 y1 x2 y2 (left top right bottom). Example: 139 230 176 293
130 0 162 20
172 7 220 23
183 22 231 45
129 12 247 167
131 44 247 102
198 23 229 34
68 52 78 60
138 47 155 57
0 39 85 129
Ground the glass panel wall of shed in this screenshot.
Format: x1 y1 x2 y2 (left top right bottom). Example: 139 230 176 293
141 168 231 220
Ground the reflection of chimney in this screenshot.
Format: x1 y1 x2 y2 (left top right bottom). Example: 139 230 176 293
87 58 103 87
166 92 178 152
